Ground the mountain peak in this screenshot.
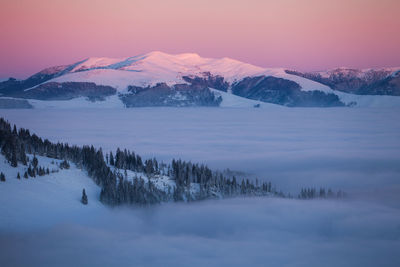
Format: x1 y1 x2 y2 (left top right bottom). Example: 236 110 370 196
145 51 200 58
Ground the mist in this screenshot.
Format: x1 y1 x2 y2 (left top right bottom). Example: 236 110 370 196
1 197 399 267
0 107 399 266
2 107 399 193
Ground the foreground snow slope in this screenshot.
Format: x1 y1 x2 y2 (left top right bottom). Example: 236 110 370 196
0 154 103 230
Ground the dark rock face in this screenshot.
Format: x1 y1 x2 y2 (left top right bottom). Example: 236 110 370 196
360 74 400 95
0 98 33 109
19 82 116 101
182 72 229 92
231 76 344 107
121 83 222 107
0 60 86 96
0 75 57 96
285 69 400 96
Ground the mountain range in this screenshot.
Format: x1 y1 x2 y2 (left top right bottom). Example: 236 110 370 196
1 51 399 108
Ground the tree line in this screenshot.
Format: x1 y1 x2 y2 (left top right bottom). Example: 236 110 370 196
0 117 346 205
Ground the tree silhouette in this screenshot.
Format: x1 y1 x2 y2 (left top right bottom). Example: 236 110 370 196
81 188 88 205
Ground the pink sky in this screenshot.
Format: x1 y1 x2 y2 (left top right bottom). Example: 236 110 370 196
1 0 399 78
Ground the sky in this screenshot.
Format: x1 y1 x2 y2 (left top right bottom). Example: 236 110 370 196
0 0 399 79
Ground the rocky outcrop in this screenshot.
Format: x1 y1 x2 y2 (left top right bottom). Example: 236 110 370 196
0 61 85 96
231 76 344 107
182 72 229 92
359 74 400 95
20 82 116 101
286 69 400 95
120 83 222 107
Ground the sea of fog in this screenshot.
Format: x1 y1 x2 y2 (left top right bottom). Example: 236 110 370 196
1 107 400 195
0 107 399 266
1 197 399 267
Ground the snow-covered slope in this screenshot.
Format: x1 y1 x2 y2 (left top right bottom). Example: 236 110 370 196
45 51 271 91
51 52 396 96
3 51 398 108
0 90 284 109
316 67 400 79
334 91 400 108
209 88 281 108
46 52 344 95
32 51 336 93
286 67 400 98
0 154 103 230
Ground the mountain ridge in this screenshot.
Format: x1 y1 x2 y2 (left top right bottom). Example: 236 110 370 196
1 51 400 108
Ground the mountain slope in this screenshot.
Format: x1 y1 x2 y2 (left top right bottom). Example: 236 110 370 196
0 153 103 230
1 51 400 108
286 67 400 95
0 117 293 209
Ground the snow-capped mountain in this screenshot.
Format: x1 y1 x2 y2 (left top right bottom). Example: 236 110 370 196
286 67 400 96
1 51 400 108
316 67 398 80
33 51 270 89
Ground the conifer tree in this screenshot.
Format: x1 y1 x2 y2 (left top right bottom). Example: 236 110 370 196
11 148 18 167
27 165 33 177
32 155 38 169
1 116 343 206
81 188 88 205
109 152 114 166
60 160 70 169
0 172 5 182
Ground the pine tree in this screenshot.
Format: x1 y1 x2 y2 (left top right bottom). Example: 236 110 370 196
20 144 27 165
60 160 70 169
0 172 5 182
109 152 114 166
0 116 312 206
17 172 20 179
32 155 38 169
81 188 88 205
38 167 45 176
27 165 33 177
11 148 18 167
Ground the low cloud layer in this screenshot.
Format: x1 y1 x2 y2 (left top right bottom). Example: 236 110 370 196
1 197 400 267
0 108 399 266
